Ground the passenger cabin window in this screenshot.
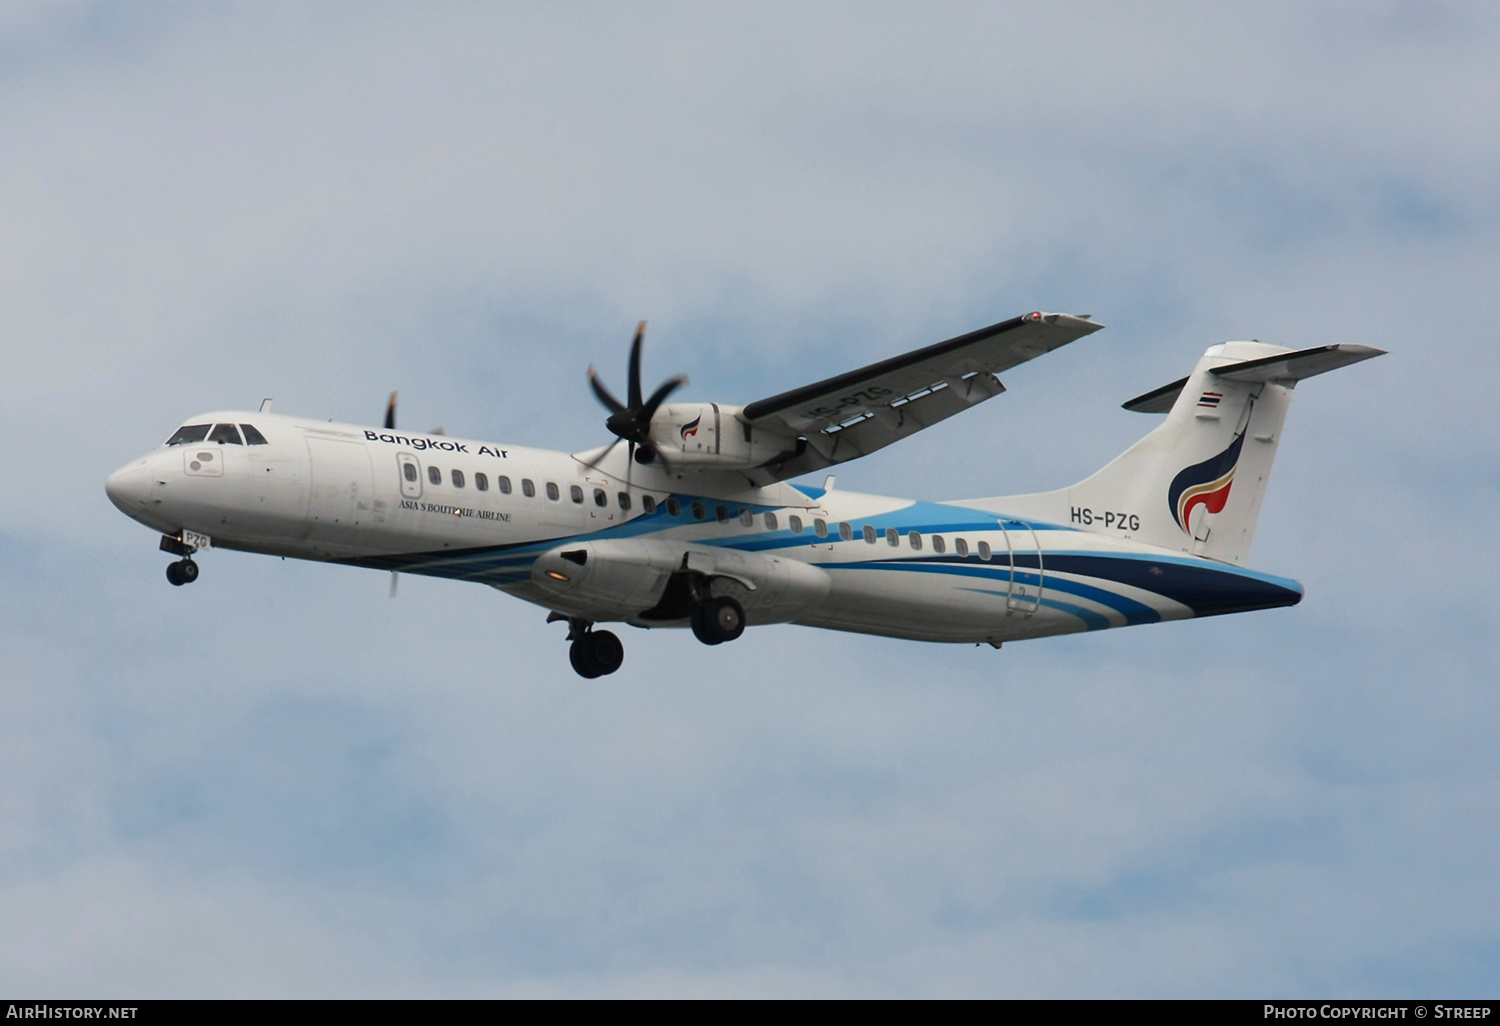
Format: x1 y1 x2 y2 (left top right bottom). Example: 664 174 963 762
790 516 803 534
886 527 899 547
618 492 631 511
908 531 923 551
763 512 778 530
239 424 269 445
498 476 512 494
814 518 828 538
642 496 656 514
570 484 584 504
978 541 992 561
666 498 680 516
955 538 969 557
166 424 211 446
402 463 418 482
522 479 536 497
739 509 754 528
932 535 946 554
691 501 705 520
546 482 560 501
452 469 465 488
594 488 607 507
716 505 730 524
475 473 489 491
839 522 853 541
863 525 877 544
428 466 442 485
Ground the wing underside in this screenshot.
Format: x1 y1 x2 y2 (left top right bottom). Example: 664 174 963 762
739 312 1102 484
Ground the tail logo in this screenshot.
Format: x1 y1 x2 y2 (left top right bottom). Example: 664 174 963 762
1168 432 1244 533
680 415 701 441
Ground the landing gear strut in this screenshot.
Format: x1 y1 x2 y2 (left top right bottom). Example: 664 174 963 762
549 614 625 678
165 559 199 586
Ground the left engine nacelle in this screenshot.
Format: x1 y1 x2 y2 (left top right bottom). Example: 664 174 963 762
531 537 831 625
531 538 682 618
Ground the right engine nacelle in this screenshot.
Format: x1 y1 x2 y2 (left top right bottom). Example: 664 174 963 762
647 403 796 472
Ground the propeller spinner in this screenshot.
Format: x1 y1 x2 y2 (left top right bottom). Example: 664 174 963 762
587 322 687 467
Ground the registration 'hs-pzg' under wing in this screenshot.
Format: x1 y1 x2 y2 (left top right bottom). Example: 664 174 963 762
106 312 1384 677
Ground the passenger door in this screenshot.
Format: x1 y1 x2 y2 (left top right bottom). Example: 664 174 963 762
1000 519 1043 615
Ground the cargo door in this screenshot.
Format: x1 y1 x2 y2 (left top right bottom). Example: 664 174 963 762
306 435 375 543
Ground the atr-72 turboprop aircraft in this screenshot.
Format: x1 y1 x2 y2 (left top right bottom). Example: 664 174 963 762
106 312 1382 677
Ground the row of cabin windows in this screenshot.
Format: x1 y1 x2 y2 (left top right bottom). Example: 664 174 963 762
406 463 635 511
166 423 269 446
638 500 998 557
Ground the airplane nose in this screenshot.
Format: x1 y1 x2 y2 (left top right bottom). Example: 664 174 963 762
105 461 152 513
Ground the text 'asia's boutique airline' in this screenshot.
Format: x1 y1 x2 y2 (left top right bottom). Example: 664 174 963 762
106 313 1382 677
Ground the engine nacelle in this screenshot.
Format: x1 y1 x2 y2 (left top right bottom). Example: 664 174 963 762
648 403 795 472
531 537 830 625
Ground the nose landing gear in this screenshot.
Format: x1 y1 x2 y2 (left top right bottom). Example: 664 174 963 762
165 559 199 586
160 533 202 586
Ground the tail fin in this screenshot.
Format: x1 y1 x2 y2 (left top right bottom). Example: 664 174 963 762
974 341 1384 565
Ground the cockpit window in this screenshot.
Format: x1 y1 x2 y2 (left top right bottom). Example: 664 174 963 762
240 424 269 445
208 423 243 445
166 424 211 446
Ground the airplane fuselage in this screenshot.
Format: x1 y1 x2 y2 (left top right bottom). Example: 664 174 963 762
106 409 1304 648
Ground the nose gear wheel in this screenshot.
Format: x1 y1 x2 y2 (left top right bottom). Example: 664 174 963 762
165 559 199 586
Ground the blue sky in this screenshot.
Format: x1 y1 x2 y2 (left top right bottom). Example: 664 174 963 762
1 1 1496 996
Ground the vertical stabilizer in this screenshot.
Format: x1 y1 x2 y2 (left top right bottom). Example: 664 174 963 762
967 341 1383 565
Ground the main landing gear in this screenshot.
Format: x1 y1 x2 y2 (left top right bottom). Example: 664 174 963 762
690 595 745 646
548 577 747 678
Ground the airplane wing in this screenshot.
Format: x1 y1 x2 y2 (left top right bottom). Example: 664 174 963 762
739 312 1103 483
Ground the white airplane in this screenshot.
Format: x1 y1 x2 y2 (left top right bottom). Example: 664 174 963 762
105 312 1382 677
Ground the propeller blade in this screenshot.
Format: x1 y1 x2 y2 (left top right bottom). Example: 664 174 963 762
585 319 687 486
578 436 623 472
389 571 398 599
385 391 398 430
628 321 646 410
641 374 688 419
588 365 627 414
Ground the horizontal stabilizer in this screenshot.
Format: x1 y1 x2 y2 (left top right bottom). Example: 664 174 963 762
1123 343 1385 413
1121 375 1189 414
1211 343 1386 383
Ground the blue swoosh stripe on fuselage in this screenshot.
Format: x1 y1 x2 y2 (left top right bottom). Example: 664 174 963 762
821 551 1298 620
336 497 1299 620
960 588 1114 631
827 558 1162 625
1039 552 1302 617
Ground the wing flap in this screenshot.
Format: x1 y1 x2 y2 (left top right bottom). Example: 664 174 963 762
750 375 1007 482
